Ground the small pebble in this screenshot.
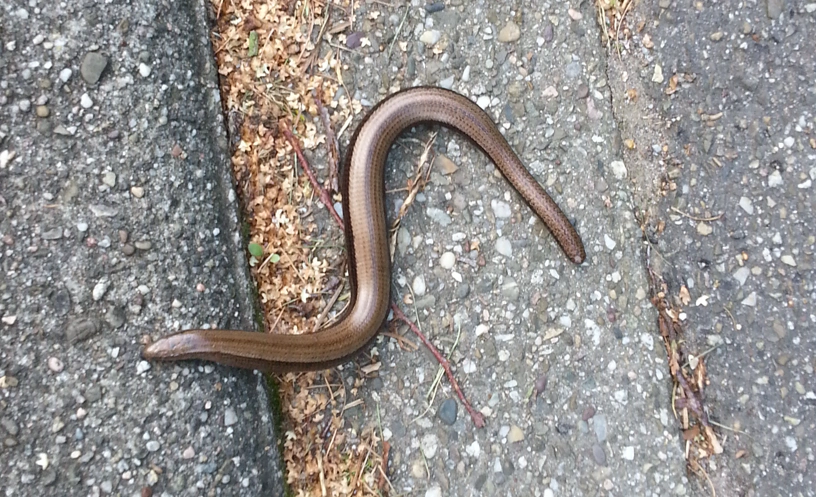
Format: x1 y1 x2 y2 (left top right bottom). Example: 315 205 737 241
47 357 64 372
421 434 439 458
439 252 456 269
495 237 512 257
146 441 160 452
594 414 608 442
437 399 457 425
507 425 524 443
609 161 627 179
224 408 238 426
501 278 519 300
80 93 94 109
130 186 145 198
738 196 753 214
138 63 151 77
767 0 784 19
592 443 607 466
420 30 441 46
425 207 452 226
92 280 109 301
425 486 442 497
576 84 589 99
81 52 108 84
424 1 445 13
412 275 427 296
652 64 664 83
733 267 750 286
59 68 72 82
741 292 757 307
42 228 63 240
497 21 521 43
491 199 512 218
780 255 796 267
102 172 116 187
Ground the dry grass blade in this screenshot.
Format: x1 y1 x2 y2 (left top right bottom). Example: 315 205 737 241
391 131 437 230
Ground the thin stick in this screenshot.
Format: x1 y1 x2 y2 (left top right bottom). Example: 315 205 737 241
280 121 345 230
387 6 410 59
391 303 485 427
723 306 737 331
269 307 286 333
670 206 724 222
685 345 720 370
693 463 717 497
377 447 395 493
412 320 463 423
314 88 340 192
317 452 327 497
427 320 463 400
708 420 752 438
313 281 345 331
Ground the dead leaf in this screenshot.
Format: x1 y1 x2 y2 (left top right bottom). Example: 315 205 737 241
679 286 691 305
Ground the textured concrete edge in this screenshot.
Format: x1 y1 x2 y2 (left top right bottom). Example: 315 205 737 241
185 0 287 493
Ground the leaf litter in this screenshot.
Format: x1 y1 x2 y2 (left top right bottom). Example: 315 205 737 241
209 0 393 494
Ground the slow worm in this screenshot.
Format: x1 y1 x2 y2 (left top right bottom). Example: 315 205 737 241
142 87 585 372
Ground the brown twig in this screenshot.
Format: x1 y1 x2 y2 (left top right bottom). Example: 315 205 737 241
378 441 392 491
314 88 341 192
279 120 345 230
390 303 485 428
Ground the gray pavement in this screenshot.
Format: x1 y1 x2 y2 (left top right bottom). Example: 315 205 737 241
617 0 816 495
337 0 687 495
1 0 283 495
3 0 813 496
